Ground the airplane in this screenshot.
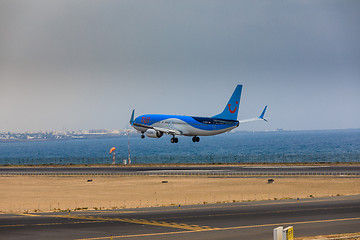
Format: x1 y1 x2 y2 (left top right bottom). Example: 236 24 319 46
129 85 267 143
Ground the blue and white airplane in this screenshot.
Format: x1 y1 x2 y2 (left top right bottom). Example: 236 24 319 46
130 85 267 143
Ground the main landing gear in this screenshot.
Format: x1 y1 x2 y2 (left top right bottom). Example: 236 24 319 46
192 136 200 142
171 136 178 143
141 133 145 139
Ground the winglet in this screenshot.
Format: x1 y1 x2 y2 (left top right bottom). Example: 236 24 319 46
259 105 268 122
130 109 135 125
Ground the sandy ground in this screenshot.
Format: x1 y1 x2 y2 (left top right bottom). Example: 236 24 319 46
295 232 360 240
0 176 360 213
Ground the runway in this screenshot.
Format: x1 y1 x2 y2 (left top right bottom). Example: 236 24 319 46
1 165 360 176
1 195 359 240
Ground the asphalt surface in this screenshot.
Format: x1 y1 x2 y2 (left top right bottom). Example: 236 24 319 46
1 165 360 176
1 195 360 240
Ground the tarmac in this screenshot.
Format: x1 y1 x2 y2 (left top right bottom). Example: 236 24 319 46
1 195 360 240
1 165 360 176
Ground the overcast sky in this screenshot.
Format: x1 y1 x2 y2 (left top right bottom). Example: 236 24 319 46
1 0 359 132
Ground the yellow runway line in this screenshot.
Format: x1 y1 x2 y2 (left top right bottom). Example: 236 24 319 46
75 217 360 240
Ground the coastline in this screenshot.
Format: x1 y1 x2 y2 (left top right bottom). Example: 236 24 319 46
1 162 360 168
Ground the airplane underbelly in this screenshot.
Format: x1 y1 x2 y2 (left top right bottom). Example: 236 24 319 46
182 124 236 136
133 126 148 133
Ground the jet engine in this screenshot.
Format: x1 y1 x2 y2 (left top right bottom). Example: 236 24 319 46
145 129 163 138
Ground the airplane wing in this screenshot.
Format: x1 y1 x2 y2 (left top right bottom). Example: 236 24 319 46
153 127 182 135
238 106 268 124
132 122 182 135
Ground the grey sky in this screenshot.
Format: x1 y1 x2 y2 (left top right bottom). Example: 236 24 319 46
1 0 359 132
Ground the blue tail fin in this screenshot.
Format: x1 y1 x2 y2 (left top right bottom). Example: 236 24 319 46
212 85 242 120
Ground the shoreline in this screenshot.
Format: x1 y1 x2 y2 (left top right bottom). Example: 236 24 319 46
1 162 360 168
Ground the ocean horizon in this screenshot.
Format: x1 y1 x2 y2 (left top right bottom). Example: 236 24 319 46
0 129 359 165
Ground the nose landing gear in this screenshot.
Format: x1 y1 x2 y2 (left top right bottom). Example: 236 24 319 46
141 133 145 139
192 136 200 142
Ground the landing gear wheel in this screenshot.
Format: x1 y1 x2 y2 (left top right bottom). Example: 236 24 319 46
171 138 174 143
141 134 145 139
171 137 178 143
192 136 200 142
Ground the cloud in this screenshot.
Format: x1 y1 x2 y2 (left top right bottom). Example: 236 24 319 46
0 0 359 131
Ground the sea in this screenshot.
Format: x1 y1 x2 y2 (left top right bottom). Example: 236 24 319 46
0 129 359 165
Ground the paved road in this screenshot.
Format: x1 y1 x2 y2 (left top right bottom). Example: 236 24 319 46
1 196 359 240
1 165 359 176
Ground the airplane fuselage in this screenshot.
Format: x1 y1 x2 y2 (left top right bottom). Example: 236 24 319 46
133 114 239 137
130 85 267 143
